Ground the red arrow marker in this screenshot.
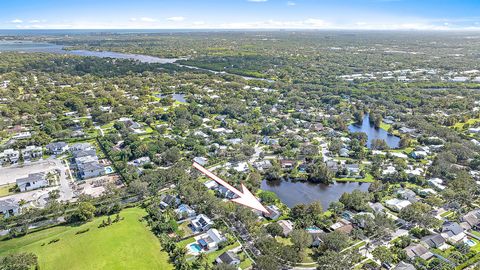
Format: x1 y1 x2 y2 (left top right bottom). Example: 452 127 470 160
192 162 269 213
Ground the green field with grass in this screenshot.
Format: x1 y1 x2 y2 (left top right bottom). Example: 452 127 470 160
0 207 172 270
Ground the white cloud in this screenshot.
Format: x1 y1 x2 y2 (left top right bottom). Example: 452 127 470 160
140 17 157 22
247 0 268 2
193 21 205 26
219 18 331 29
167 16 185 22
287 1 296 6
27 19 46 24
11 19 23 23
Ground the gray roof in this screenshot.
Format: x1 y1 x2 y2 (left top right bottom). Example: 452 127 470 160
46 141 67 149
393 262 416 270
0 199 19 212
421 234 446 248
217 251 239 264
16 172 45 185
442 222 464 236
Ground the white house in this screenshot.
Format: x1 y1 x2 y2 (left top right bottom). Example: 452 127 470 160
16 172 48 192
190 214 214 232
46 142 69 155
385 198 411 212
0 199 20 217
196 228 226 250
21 145 43 161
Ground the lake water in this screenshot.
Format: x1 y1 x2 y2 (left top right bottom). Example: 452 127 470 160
0 40 179 63
348 114 400 149
261 179 370 209
157 93 187 103
0 40 274 81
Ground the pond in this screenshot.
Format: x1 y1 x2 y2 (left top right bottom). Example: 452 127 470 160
261 179 370 209
348 114 400 149
156 93 187 103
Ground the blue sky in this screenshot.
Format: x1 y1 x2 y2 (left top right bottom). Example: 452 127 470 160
1 0 479 30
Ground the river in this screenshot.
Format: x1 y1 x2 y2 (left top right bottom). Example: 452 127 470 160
0 40 273 81
261 179 370 209
348 114 400 149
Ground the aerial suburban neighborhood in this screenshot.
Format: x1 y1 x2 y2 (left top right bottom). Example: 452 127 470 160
1 1 480 270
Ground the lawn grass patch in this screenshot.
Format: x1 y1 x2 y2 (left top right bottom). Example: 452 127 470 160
0 207 172 270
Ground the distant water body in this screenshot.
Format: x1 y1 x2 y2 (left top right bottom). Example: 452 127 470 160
0 40 179 63
0 39 273 81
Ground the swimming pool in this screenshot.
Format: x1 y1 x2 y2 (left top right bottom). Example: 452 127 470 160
104 166 114 174
465 239 476 247
187 243 202 254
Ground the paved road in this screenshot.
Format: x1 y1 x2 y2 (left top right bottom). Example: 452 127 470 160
0 159 60 185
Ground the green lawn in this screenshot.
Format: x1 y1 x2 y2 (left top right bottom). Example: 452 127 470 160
0 207 172 270
0 183 15 197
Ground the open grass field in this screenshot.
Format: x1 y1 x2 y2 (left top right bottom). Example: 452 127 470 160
0 207 172 270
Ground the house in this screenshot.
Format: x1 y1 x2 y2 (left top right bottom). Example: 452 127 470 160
12 132 32 140
190 214 214 232
428 178 446 191
264 205 282 220
326 160 339 172
175 204 196 219
21 145 43 161
330 219 353 234
193 157 208 166
253 160 272 171
393 262 416 270
262 136 279 145
0 199 20 217
404 244 434 260
345 164 360 175
1 149 20 164
77 161 104 179
216 251 240 266
441 222 466 243
421 234 447 249
369 202 386 213
197 228 226 250
396 189 418 203
46 142 69 155
277 220 294 236
128 156 151 167
16 172 48 192
339 148 349 157
385 199 411 212
279 159 295 169
217 186 237 199
70 142 92 152
160 194 181 209
460 211 480 230
204 180 219 189
411 151 427 159
225 138 242 145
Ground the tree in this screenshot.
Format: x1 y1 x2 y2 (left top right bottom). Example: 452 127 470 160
213 264 236 270
266 222 284 237
399 202 439 228
127 180 150 199
290 229 312 251
71 201 96 222
0 252 38 270
372 246 394 265
259 191 279 205
308 160 333 184
328 201 344 217
255 255 281 270
320 231 350 252
316 249 360 270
